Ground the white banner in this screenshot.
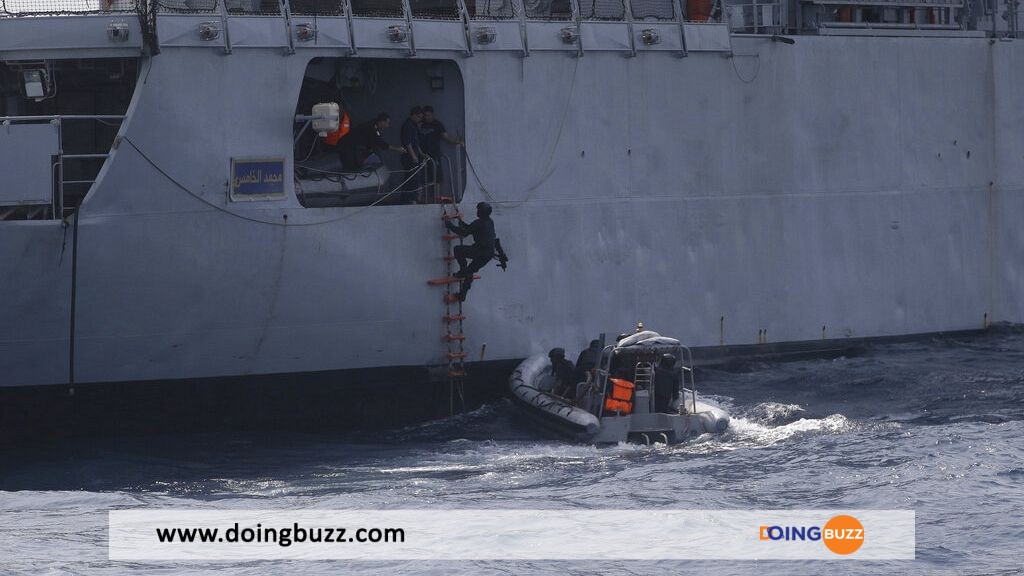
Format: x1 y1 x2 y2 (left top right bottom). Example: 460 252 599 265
109 509 915 561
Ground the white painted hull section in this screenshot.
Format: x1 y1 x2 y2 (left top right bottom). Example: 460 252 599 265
2 36 1023 388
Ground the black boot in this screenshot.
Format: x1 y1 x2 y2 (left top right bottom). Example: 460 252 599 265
454 278 470 301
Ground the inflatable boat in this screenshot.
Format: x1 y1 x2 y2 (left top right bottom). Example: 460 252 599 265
509 330 730 444
294 157 393 207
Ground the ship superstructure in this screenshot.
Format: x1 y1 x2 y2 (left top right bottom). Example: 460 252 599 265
1 0 1021 433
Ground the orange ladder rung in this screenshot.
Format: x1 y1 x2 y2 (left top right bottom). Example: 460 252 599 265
441 212 463 220
445 333 466 341
442 234 460 241
447 352 468 360
444 314 466 322
439 196 454 203
448 370 466 378
443 255 456 261
427 275 479 286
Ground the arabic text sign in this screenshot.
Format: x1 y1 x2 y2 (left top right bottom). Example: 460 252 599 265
230 158 285 200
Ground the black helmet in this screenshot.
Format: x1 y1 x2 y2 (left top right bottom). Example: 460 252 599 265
660 353 676 366
548 347 565 359
477 201 492 217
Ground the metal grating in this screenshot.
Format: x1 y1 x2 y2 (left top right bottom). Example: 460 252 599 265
470 0 516 19
631 0 674 19
524 0 573 19
155 0 217 12
289 0 343 15
410 0 459 20
155 0 282 14
350 0 402 16
578 0 624 19
226 0 281 14
1 0 137 16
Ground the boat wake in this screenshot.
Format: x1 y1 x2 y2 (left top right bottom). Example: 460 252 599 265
382 394 869 462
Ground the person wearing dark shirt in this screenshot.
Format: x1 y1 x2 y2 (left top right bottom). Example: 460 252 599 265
574 339 601 384
337 112 402 170
400 106 424 198
549 348 576 398
444 201 496 301
653 353 681 413
418 105 462 186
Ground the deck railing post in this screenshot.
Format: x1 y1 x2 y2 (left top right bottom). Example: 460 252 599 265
401 0 416 55
569 0 584 56
216 0 233 54
513 0 530 56
456 0 474 56
672 0 688 56
282 0 296 54
56 118 64 218
342 0 357 54
622 0 638 56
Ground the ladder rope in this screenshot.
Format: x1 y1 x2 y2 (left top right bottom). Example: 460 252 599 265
433 187 466 415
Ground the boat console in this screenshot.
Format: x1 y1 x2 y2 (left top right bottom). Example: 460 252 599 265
510 330 730 444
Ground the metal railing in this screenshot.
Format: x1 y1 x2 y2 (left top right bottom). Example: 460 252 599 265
726 0 782 32
800 0 972 31
156 0 280 14
437 146 465 203
1 0 136 16
592 341 698 419
472 0 517 18
0 0 988 34
0 115 125 219
0 0 712 28
630 0 675 18
578 0 625 19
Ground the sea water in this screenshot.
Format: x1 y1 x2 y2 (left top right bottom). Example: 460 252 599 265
2 328 1022 574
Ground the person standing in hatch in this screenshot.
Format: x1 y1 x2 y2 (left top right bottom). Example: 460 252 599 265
337 112 404 171
400 106 425 200
418 105 462 188
444 201 496 301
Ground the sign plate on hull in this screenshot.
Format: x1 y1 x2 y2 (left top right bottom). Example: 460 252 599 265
230 157 286 201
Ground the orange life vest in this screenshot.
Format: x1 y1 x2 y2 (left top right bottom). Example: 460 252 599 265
323 112 351 146
603 378 634 415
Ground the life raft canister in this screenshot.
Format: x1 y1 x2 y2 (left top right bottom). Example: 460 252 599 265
604 377 634 415
323 112 351 146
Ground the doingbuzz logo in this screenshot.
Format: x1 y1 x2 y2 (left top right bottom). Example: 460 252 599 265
759 515 865 555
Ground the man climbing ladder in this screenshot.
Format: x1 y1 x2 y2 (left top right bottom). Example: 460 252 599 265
445 201 501 301
428 198 509 414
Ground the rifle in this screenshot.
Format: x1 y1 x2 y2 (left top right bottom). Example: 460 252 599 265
494 238 509 271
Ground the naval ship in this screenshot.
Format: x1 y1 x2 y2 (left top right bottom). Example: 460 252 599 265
0 0 1021 438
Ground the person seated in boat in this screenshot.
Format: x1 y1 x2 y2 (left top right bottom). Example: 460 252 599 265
445 201 496 301
574 339 601 384
337 112 405 171
548 348 576 399
654 353 681 413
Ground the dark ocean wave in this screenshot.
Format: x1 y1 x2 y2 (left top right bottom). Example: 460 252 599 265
2 328 1023 574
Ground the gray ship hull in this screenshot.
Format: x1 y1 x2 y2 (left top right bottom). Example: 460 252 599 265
1 17 1022 406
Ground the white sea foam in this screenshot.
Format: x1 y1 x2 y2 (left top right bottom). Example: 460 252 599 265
720 413 852 449
744 402 807 424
